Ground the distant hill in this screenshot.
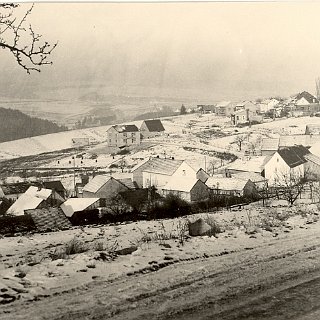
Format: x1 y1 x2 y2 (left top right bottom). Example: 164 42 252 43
0 107 68 143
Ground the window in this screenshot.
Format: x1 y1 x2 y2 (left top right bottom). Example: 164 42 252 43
123 133 127 137
182 170 186 176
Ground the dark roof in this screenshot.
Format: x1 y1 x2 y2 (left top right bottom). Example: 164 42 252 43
278 145 310 168
118 178 139 189
43 181 66 193
296 91 319 104
112 125 139 133
143 119 165 132
0 181 40 195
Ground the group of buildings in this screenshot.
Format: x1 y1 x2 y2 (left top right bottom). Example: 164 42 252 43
198 91 320 125
106 119 165 148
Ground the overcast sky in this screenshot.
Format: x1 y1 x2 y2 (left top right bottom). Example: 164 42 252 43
2 2 320 100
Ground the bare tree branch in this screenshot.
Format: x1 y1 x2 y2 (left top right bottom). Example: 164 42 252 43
0 3 57 73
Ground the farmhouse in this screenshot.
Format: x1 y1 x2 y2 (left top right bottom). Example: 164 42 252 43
231 109 263 125
131 157 204 189
264 145 309 185
205 176 257 198
82 175 130 204
6 186 65 216
215 101 234 117
107 124 140 147
198 105 216 114
140 119 165 139
231 171 268 191
162 177 209 202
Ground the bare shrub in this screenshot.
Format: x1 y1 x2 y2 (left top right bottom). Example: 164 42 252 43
203 215 223 237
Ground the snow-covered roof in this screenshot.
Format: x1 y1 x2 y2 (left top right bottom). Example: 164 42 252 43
205 177 249 191
83 175 112 193
6 186 53 216
163 177 199 192
304 153 320 166
132 157 183 175
261 138 279 151
232 172 267 183
227 156 269 173
60 198 100 217
216 101 231 108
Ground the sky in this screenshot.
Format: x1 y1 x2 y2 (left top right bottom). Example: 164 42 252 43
2 2 320 101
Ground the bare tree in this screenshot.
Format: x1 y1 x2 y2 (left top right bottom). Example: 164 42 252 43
273 170 307 206
0 3 57 73
234 134 246 151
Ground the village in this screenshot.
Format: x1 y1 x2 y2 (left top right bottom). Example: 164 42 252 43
2 89 320 315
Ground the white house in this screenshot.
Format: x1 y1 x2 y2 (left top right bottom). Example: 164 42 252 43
131 157 205 190
264 145 309 185
162 177 209 202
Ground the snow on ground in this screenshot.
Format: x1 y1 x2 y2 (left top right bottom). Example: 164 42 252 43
0 203 318 305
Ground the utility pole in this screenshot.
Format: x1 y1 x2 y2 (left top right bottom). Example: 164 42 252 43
72 156 76 197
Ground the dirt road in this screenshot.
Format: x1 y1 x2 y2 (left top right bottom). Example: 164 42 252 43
2 224 320 320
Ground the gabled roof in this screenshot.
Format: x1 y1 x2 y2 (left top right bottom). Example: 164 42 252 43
142 119 165 132
83 175 112 193
304 153 320 166
109 124 139 133
118 178 138 189
60 198 100 217
227 156 269 173
163 177 199 192
277 145 310 168
295 91 318 104
43 181 66 193
261 138 279 151
205 177 249 191
132 157 184 175
6 186 53 216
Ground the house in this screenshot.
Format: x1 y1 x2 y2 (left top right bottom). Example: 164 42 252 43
234 101 257 113
264 145 310 185
261 135 320 155
162 177 209 202
107 124 140 147
295 91 318 105
42 181 67 199
304 153 320 180
257 98 280 114
82 175 130 205
198 105 216 114
205 176 257 198
305 124 320 135
140 119 165 139
131 157 203 189
215 101 234 117
60 198 100 218
296 103 320 116
231 109 262 125
231 171 268 191
6 186 65 216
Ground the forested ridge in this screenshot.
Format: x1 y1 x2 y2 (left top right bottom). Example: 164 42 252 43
0 107 68 142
